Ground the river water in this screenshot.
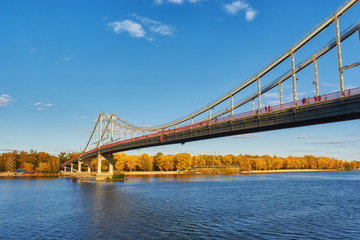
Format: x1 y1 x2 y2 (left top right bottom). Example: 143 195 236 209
0 171 359 240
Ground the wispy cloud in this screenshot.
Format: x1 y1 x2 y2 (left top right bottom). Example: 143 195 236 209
29 48 36 53
154 0 204 4
73 115 87 119
0 94 13 107
132 14 174 36
307 140 358 145
298 136 319 139
108 15 174 41
224 1 258 21
34 102 54 110
108 20 146 38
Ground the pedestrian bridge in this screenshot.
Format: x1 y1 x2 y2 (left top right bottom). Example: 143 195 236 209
61 0 360 178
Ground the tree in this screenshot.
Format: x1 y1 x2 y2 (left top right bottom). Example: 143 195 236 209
139 153 153 171
174 153 192 171
114 153 126 171
162 155 175 171
153 152 164 171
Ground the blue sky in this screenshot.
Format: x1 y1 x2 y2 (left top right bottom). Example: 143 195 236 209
0 0 359 160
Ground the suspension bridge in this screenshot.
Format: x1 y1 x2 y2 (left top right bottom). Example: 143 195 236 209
61 0 360 179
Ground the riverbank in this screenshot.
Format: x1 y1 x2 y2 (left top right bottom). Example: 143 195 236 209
123 169 347 176
1 169 356 178
0 172 59 177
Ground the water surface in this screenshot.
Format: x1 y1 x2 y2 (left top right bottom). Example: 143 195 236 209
1 172 359 239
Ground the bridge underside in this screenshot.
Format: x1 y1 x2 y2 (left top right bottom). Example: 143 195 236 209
74 94 360 162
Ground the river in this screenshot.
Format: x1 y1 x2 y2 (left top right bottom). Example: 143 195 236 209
1 171 359 239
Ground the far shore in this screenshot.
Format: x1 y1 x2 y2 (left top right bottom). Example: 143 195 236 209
123 169 348 176
0 169 357 178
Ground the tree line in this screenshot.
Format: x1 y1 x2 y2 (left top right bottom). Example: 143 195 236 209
112 152 360 172
1 150 359 173
0 150 77 173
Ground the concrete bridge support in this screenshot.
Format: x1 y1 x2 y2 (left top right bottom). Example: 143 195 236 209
70 163 74 173
78 161 82 173
97 153 114 179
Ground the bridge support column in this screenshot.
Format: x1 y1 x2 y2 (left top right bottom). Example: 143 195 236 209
257 77 262 113
230 96 234 118
97 153 102 175
291 50 297 106
78 161 82 173
97 153 114 179
279 82 283 105
70 163 74 173
109 156 114 175
313 56 320 96
64 167 67 172
87 163 91 173
335 15 345 96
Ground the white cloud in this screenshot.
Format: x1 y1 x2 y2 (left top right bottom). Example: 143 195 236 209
0 94 12 107
224 1 249 15
154 0 204 5
108 15 174 40
224 1 257 21
108 20 146 38
150 25 173 35
34 102 54 110
245 7 257 21
188 0 205 3
132 14 174 36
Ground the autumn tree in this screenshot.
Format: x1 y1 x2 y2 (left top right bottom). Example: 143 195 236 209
174 153 192 171
139 153 153 171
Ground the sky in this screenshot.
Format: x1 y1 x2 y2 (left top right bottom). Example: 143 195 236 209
0 0 359 160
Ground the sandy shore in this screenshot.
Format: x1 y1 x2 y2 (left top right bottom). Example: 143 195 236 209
123 169 342 176
0 172 59 177
243 169 339 174
123 171 180 175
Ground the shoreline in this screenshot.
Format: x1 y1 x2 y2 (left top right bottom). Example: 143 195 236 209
0 169 357 178
123 169 345 176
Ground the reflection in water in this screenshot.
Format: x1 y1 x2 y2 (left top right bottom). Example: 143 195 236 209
1 172 360 239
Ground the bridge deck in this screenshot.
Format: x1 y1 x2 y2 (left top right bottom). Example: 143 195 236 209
61 88 360 167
